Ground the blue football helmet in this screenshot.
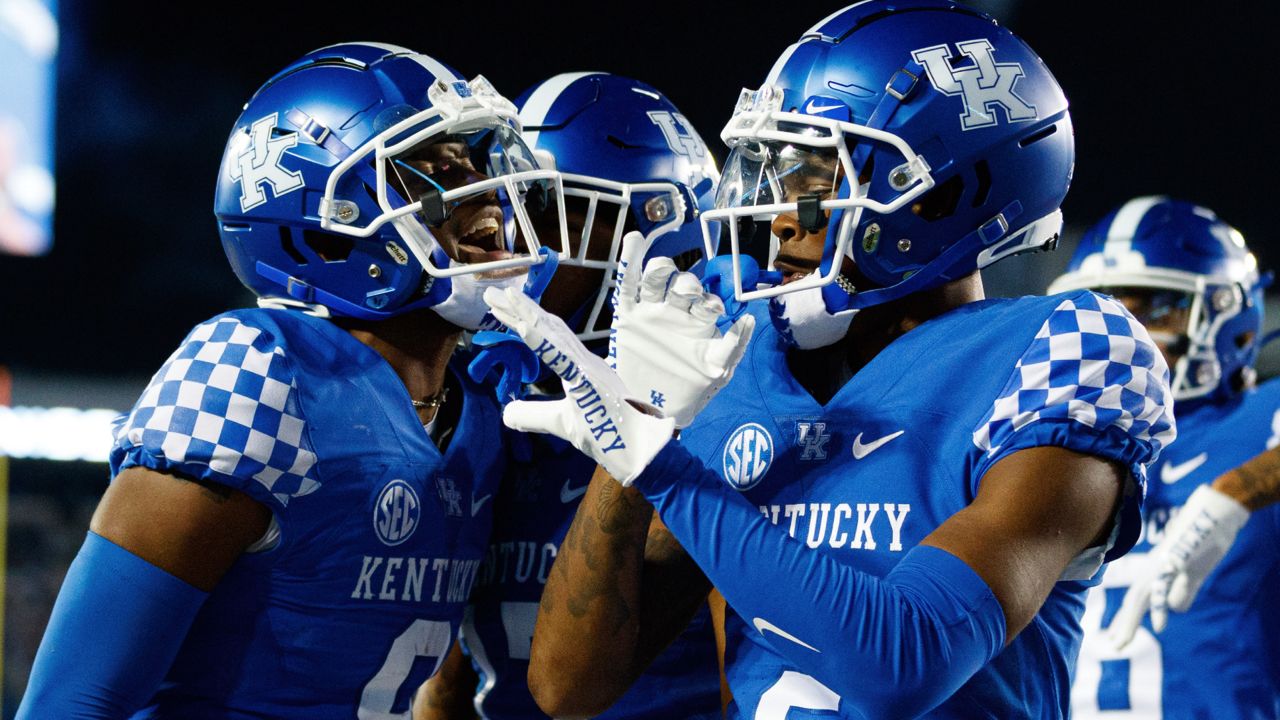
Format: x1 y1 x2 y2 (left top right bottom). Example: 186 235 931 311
1049 196 1267 402
704 1 1074 347
515 72 719 339
213 42 568 330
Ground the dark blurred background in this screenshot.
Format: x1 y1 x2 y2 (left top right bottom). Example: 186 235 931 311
1 0 1277 713
5 0 1280 381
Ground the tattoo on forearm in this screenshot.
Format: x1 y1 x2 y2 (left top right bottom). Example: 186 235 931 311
1225 449 1280 509
542 483 650 636
594 481 651 534
644 521 685 561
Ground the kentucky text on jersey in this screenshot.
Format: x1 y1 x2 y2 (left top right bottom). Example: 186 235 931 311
474 541 557 588
759 502 912 552
351 556 482 603
675 292 1173 718
107 309 504 718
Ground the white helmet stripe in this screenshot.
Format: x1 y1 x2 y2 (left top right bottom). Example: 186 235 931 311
331 41 413 55
804 1 870 36
518 72 604 149
765 42 802 85
402 53 459 83
1104 195 1166 264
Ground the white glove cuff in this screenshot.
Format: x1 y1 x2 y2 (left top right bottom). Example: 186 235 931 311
1186 484 1250 533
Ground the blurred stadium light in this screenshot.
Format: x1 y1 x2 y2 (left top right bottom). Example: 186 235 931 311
0 406 119 462
0 0 57 256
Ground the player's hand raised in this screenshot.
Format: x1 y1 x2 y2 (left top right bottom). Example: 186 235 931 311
1108 484 1250 649
609 231 755 429
483 285 673 484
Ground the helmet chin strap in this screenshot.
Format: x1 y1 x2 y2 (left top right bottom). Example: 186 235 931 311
774 200 1032 349
771 284 857 349
428 272 524 331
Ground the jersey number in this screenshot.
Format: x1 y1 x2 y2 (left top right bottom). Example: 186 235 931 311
1071 553 1163 718
756 670 840 719
500 601 539 660
358 619 453 719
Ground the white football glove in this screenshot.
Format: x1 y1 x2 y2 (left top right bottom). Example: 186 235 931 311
609 231 755 429
1108 484 1250 649
483 285 674 485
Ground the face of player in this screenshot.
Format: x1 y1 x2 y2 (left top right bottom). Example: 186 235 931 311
763 144 857 285
389 135 526 278
1111 287 1194 369
532 194 622 330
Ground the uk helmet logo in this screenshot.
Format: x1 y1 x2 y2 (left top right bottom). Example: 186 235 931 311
229 113 305 211
912 39 1038 131
722 422 774 491
374 479 421 546
647 110 709 160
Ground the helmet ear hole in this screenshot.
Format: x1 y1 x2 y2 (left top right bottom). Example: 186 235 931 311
1236 330 1256 349
912 175 964 222
279 227 308 265
1018 124 1059 148
971 161 992 208
303 230 355 262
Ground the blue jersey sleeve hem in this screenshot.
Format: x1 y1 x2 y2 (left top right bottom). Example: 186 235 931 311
113 444 286 511
973 418 1153 484
633 440 688 493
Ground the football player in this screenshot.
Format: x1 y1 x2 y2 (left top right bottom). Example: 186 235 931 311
16 43 564 719
482 2 1177 718
1057 197 1280 718
414 73 724 720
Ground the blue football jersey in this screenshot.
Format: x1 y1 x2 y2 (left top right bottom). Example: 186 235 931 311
1072 377 1280 719
676 291 1173 719
108 308 504 719
461 430 722 720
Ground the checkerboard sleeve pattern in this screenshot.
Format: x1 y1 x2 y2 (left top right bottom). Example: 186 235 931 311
973 292 1176 459
113 317 319 506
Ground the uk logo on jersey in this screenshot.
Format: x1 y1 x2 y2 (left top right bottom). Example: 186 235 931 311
795 421 831 461
911 39 1038 131
436 477 463 518
723 422 774 491
374 479 421 546
229 113 305 211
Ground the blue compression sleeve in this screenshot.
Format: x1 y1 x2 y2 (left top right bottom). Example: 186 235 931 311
16 531 209 719
634 442 1006 719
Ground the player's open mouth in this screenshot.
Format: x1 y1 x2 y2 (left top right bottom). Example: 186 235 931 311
458 214 502 252
449 207 529 279
774 257 817 285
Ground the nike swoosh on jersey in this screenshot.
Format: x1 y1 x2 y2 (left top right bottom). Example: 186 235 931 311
851 430 905 459
560 479 588 504
753 617 821 653
1160 452 1208 484
470 493 493 516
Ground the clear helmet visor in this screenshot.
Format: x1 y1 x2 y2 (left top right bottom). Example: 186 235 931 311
709 138 844 278
1106 287 1195 352
1105 284 1228 400
698 86 934 303
319 77 569 280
